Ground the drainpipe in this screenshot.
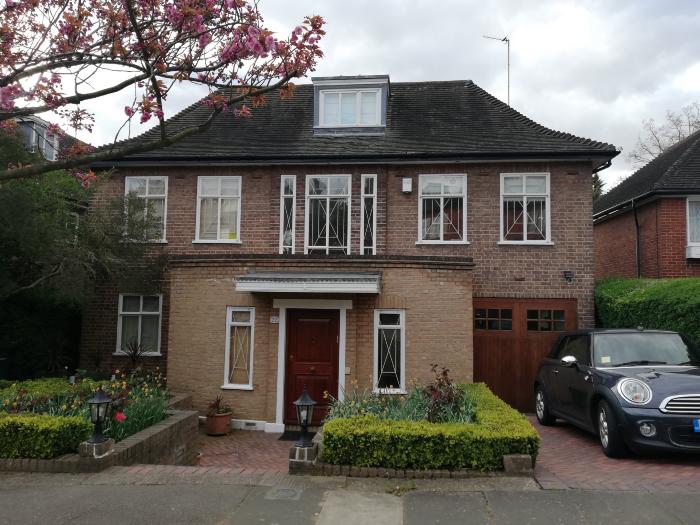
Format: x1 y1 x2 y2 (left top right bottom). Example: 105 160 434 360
632 198 641 278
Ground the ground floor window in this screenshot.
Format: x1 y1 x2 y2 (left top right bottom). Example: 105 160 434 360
116 295 162 354
374 310 405 393
224 307 255 389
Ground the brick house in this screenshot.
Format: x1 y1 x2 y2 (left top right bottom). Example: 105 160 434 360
594 129 700 279
82 76 617 427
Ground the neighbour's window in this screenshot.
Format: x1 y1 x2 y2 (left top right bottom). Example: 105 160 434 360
374 310 405 392
224 307 255 389
280 175 296 254
117 295 162 355
125 176 168 241
527 309 566 332
361 174 377 255
501 173 550 243
474 308 512 331
319 89 381 127
556 335 590 365
305 175 351 254
418 175 467 242
688 197 700 245
196 176 241 242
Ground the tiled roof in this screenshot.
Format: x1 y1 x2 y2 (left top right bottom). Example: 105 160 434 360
593 129 700 217
98 80 618 165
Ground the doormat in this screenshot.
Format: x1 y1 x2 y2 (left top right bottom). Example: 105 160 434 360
278 430 316 442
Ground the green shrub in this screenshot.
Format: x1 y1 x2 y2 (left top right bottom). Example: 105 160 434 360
595 278 700 345
0 413 91 459
322 383 539 471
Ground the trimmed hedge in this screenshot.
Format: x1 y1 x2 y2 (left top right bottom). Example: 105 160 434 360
0 413 91 459
322 383 539 471
595 278 700 345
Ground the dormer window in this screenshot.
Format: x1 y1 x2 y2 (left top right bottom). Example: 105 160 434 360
319 89 381 127
313 75 389 135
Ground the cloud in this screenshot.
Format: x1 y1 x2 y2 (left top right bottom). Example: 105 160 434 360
66 0 700 192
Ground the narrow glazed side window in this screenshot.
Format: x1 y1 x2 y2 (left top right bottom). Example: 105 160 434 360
225 307 255 389
280 175 296 254
361 174 377 255
375 310 405 392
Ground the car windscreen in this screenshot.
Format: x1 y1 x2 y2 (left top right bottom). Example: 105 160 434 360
593 333 700 367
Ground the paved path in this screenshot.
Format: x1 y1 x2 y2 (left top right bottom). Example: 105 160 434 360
197 428 289 471
1 470 699 524
532 416 700 492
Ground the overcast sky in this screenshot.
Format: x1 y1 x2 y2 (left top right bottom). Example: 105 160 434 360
76 0 700 190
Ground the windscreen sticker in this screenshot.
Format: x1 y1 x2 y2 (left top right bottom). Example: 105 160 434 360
601 356 612 364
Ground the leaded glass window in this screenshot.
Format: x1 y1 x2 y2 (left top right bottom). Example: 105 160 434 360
688 198 700 244
418 175 467 242
501 173 550 243
374 310 405 392
361 174 377 255
117 295 162 354
280 175 296 254
305 175 351 254
196 176 241 241
124 176 167 241
225 307 255 389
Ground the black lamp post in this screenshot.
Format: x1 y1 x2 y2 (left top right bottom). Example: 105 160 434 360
87 389 112 444
293 386 316 448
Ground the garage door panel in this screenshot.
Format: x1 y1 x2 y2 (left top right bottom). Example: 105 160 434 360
474 298 577 412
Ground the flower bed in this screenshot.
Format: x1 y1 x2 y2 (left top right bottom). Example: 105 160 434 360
0 369 169 457
322 382 539 471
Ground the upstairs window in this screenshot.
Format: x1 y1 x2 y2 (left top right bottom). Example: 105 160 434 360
501 173 551 244
688 197 700 245
418 175 467 243
196 176 241 242
125 176 167 241
305 175 351 254
319 89 381 127
361 174 377 255
280 175 296 254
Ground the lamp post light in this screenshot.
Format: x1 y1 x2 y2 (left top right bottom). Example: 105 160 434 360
87 389 112 444
293 386 317 448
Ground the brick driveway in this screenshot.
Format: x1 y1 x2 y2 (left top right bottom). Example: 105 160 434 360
532 416 700 492
197 428 290 471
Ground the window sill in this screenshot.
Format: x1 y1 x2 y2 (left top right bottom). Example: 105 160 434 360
373 388 407 395
415 240 469 245
113 352 162 357
686 245 700 258
192 239 242 244
498 241 554 246
221 384 253 391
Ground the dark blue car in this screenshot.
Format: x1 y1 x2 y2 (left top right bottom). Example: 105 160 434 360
534 329 700 457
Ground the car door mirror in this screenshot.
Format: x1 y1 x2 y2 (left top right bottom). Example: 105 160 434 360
561 355 577 367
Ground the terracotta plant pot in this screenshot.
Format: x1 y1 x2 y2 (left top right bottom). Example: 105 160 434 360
205 412 232 436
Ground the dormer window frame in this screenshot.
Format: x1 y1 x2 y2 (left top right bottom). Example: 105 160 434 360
317 88 383 129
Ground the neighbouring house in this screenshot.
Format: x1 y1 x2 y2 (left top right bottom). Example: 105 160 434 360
594 129 700 280
15 115 82 161
81 75 618 427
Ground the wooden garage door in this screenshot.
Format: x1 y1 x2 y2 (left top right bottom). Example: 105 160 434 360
473 298 577 413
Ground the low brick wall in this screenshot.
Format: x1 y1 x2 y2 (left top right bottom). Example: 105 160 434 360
0 409 199 473
168 392 193 410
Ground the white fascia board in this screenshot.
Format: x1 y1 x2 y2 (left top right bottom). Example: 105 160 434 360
235 279 380 294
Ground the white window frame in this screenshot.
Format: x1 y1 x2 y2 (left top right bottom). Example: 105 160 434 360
687 196 700 247
373 309 406 394
194 176 242 244
115 294 163 356
360 174 377 255
417 174 468 244
279 175 297 254
304 174 352 254
223 306 255 390
124 175 168 242
318 88 382 128
499 172 552 245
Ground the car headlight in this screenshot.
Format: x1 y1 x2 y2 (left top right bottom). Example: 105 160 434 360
616 378 652 405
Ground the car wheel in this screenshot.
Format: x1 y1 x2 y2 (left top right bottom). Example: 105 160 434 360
535 386 556 425
597 400 628 458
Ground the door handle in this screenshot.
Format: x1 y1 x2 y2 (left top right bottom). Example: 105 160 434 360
309 366 316 374
553 369 560 375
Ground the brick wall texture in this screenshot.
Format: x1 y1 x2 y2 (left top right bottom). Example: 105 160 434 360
594 197 700 280
81 161 596 422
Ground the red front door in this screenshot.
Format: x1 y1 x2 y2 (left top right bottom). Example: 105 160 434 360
285 309 339 425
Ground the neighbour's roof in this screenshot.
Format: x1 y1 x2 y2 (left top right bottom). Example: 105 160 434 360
95 80 618 167
593 129 700 218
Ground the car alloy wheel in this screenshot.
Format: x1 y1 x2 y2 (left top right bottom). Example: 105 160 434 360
536 391 545 420
598 406 609 448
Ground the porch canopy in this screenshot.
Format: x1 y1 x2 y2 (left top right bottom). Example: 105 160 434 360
235 272 381 294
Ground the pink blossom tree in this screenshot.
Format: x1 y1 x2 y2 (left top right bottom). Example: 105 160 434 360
0 0 325 183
